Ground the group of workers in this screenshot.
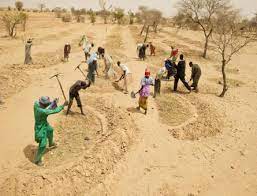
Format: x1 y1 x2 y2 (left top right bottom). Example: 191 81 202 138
33 35 202 166
33 35 132 166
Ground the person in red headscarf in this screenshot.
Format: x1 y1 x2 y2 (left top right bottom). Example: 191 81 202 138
137 68 154 115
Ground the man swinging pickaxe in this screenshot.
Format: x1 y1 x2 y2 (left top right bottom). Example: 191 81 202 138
50 73 67 102
75 62 86 78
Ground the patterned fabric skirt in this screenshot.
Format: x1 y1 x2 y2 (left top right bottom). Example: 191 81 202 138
139 96 148 110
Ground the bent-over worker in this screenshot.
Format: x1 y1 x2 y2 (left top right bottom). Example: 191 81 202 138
66 80 91 116
189 62 202 92
116 61 131 94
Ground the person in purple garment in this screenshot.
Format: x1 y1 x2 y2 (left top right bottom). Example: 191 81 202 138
136 68 154 115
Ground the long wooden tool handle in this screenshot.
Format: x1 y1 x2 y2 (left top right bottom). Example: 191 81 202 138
79 68 87 77
56 77 67 102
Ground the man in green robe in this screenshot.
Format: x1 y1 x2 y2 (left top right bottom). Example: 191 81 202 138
34 96 68 166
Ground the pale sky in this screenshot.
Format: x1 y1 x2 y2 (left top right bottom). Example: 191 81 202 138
0 0 256 17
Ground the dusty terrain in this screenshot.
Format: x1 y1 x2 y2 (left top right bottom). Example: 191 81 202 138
0 12 257 196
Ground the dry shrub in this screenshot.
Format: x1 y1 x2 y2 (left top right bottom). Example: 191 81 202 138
62 14 72 22
1 11 28 37
55 11 62 18
77 15 85 23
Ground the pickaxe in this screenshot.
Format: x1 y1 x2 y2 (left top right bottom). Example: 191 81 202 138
75 62 86 77
50 73 67 102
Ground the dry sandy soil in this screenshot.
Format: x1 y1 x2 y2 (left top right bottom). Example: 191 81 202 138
0 12 257 196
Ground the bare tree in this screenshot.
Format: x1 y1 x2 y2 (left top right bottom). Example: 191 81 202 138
137 6 148 35
150 9 162 33
249 13 257 32
99 0 112 24
15 1 23 11
113 8 125 24
128 10 135 25
212 7 257 97
1 11 26 37
177 0 228 58
88 9 96 24
173 10 199 30
137 6 163 42
20 12 28 31
38 3 45 12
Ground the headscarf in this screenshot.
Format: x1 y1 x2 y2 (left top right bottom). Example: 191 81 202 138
145 68 150 77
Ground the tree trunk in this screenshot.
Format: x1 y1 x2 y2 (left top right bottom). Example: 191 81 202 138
10 25 16 37
154 23 158 33
219 60 228 97
23 20 26 31
203 36 209 58
140 24 146 35
129 18 133 25
144 25 150 43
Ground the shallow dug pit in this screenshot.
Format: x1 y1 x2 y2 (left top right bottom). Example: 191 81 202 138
168 95 223 140
156 93 195 127
44 113 102 167
87 77 116 94
0 96 138 195
22 112 102 168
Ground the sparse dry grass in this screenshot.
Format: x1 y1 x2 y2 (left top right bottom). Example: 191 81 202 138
208 77 245 87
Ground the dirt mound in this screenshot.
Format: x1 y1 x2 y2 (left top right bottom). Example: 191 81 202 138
0 96 138 195
32 37 82 69
34 50 63 67
87 77 116 94
156 93 195 127
168 95 223 140
0 64 30 102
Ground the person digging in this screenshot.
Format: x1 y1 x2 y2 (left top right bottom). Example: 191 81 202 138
34 96 68 166
189 61 202 93
66 80 91 116
116 61 131 94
